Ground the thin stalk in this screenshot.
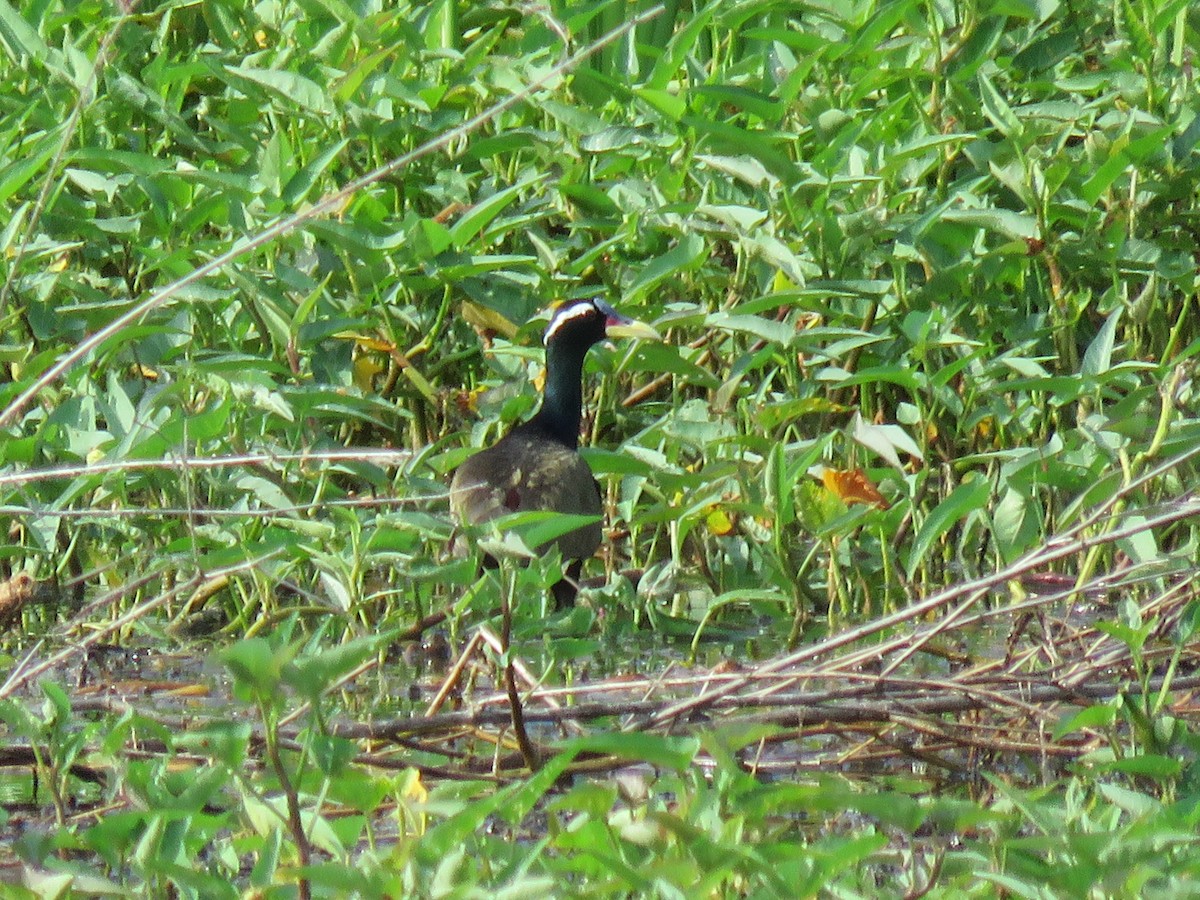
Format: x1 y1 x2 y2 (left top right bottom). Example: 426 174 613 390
263 710 312 900
501 568 540 771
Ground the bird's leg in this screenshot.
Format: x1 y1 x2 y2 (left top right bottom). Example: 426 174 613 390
552 560 584 610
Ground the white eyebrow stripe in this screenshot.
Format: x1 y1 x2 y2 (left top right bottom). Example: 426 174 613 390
544 301 596 343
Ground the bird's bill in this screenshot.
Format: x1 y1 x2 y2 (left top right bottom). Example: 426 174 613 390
605 316 662 342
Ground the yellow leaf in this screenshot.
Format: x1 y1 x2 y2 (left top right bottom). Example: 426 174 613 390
396 767 428 837
706 506 735 536
399 768 427 803
352 354 385 392
461 301 518 339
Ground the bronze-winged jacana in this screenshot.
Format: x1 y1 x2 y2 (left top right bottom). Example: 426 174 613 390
450 297 659 607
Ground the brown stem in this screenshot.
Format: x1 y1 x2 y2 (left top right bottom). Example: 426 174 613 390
264 723 311 900
500 576 540 771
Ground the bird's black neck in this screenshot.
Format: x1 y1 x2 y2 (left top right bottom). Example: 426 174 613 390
525 335 592 449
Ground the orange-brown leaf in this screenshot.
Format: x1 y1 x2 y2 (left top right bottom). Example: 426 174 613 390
822 468 889 509
433 201 468 224
334 332 395 353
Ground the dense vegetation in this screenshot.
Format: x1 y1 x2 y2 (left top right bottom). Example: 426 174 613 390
2 0 1200 895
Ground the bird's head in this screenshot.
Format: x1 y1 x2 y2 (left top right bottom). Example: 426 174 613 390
543 297 660 350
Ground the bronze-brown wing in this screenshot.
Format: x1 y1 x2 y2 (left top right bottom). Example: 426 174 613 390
449 431 602 561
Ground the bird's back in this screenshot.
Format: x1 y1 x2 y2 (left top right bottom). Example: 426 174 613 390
449 427 603 561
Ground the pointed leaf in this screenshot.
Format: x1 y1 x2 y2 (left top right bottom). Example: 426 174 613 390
906 476 991 576
625 233 706 301
852 413 924 470
977 69 1022 137
1081 307 1122 377
226 64 333 115
449 176 544 249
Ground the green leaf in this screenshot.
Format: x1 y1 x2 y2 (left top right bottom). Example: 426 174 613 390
1115 513 1159 565
634 86 686 120
646 5 715 90
742 232 809 285
992 486 1040 563
282 138 348 206
696 153 777 189
977 69 1022 137
0 2 52 66
284 633 393 700
579 126 674 153
682 115 799 181
941 207 1039 240
694 84 782 122
478 510 600 553
109 71 212 152
1053 704 1116 740
558 732 700 771
824 365 924 395
1080 125 1173 204
225 64 333 115
235 474 293 510
221 638 297 700
1081 307 1121 377
173 721 253 768
449 176 544 249
906 476 991 576
334 42 401 102
705 311 795 345
422 756 576 856
1098 755 1182 780
0 130 58 205
624 233 706 301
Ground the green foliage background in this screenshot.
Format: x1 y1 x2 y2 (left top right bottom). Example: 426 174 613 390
1 0 1200 895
